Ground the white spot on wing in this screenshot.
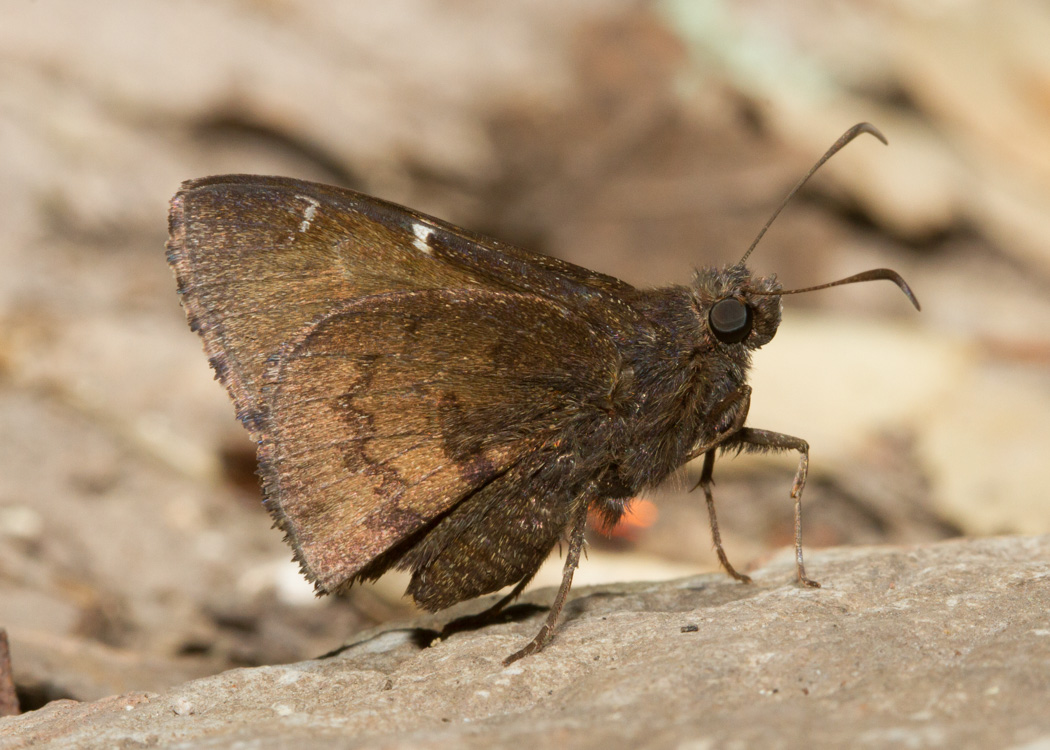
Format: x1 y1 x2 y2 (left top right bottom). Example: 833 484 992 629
412 222 435 255
297 195 321 233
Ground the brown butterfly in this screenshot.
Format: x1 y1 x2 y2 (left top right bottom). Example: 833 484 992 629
167 123 919 664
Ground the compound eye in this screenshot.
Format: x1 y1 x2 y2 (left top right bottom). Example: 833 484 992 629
709 298 753 344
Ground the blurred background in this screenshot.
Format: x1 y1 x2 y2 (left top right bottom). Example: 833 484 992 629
2 0 1048 709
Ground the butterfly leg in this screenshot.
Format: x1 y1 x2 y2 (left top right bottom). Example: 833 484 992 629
698 449 752 584
684 385 752 582
685 385 752 463
731 427 819 588
439 573 536 639
473 574 534 619
503 499 590 665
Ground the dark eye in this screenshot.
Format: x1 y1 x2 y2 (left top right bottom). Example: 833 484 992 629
709 298 753 344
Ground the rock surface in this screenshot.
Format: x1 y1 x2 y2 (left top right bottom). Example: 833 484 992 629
2 535 1047 749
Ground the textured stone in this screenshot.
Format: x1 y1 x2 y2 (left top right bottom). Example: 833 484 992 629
2 536 1047 749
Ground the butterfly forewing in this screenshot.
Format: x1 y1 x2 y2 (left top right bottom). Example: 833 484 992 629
168 176 489 430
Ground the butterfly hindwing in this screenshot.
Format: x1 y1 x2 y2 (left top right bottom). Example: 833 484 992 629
257 288 619 596
400 446 579 610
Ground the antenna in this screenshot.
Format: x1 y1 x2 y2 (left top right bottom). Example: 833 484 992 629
753 267 921 310
739 122 887 266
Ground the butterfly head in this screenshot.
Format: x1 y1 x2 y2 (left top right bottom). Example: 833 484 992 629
692 261 920 353
692 264 782 350
684 124 918 353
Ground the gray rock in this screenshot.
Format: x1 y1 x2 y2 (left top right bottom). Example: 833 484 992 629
2 535 1047 749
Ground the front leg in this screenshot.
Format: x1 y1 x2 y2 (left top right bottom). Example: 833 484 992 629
697 450 751 584
685 385 752 462
726 427 819 589
685 386 753 582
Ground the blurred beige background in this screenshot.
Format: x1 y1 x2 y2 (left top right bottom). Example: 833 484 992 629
1 0 1048 707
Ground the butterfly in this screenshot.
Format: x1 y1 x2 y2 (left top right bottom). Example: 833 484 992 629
167 123 918 664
